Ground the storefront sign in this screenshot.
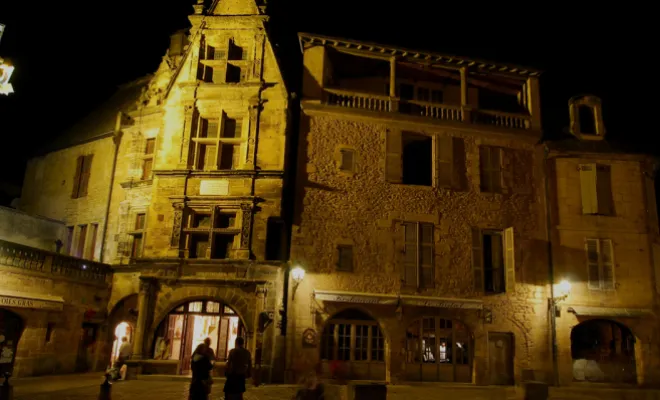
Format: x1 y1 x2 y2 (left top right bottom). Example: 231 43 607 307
0 294 64 311
401 296 483 310
199 179 229 195
314 291 398 305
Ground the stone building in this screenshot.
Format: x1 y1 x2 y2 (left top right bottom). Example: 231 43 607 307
0 206 113 377
15 0 291 381
546 95 660 385
289 33 551 385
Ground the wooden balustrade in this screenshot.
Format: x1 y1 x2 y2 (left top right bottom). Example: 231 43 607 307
0 239 112 284
322 88 532 130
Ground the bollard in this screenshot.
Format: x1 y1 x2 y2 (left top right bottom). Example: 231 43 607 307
0 372 13 400
98 373 112 400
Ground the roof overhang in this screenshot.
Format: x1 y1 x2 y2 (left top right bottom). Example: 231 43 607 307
298 32 542 79
567 305 653 318
313 289 483 310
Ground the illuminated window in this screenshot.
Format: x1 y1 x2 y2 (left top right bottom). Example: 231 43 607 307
586 238 615 290
183 207 240 259
320 309 384 364
142 138 156 180
130 213 146 259
402 222 434 288
191 114 244 171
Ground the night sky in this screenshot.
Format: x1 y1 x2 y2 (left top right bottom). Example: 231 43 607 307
0 1 654 191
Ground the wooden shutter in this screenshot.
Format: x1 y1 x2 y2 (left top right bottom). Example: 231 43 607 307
79 154 93 197
600 239 615 289
71 156 84 198
504 227 515 292
585 238 600 289
492 148 503 192
402 222 418 286
596 165 613 215
501 149 514 193
579 164 598 214
420 223 434 288
436 135 453 188
471 228 484 292
385 129 402 183
452 137 467 190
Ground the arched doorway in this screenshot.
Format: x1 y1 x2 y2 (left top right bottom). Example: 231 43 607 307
571 319 636 383
0 308 24 376
319 309 386 381
405 317 472 382
153 300 245 374
110 321 133 367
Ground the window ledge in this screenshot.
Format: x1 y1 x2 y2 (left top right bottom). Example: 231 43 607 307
120 179 153 189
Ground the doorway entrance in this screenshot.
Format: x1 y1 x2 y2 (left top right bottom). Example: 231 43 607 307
488 332 514 385
153 300 244 374
110 321 133 367
0 308 24 376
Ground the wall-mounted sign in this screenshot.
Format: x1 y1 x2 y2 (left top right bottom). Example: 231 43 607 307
302 328 317 347
199 179 229 196
0 291 64 312
401 297 483 310
314 291 399 305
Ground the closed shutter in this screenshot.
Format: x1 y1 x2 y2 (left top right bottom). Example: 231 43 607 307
579 164 598 214
79 154 93 197
385 129 402 183
504 227 515 292
436 135 453 188
71 156 84 198
600 239 615 289
586 238 600 289
420 223 434 288
402 222 417 286
596 165 613 215
452 137 467 190
472 228 483 292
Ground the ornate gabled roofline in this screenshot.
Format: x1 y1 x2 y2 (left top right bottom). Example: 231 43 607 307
298 32 542 78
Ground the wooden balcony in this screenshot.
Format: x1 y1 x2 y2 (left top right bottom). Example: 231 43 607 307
0 239 112 284
321 88 532 130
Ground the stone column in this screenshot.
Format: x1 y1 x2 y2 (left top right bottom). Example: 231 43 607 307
252 285 267 383
170 203 185 258
178 102 196 169
460 67 471 122
389 57 398 112
244 97 261 169
132 278 155 360
235 203 253 260
251 31 265 82
526 77 541 130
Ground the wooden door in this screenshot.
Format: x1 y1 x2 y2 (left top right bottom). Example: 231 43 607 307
180 315 196 374
488 332 514 385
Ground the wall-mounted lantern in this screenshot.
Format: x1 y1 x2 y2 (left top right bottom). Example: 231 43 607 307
291 266 305 300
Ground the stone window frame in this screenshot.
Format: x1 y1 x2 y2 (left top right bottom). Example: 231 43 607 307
471 226 515 295
401 221 435 289
71 154 94 199
198 35 251 84
128 209 148 259
578 163 614 216
141 137 157 181
190 107 247 171
585 237 616 291
479 145 503 194
569 95 606 140
336 145 357 175
335 240 354 272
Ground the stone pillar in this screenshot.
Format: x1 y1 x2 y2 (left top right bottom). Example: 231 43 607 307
132 278 156 360
389 57 398 112
244 97 261 169
251 31 265 82
460 67 470 122
178 103 196 169
170 203 185 258
236 203 253 260
252 286 267 384
526 77 541 130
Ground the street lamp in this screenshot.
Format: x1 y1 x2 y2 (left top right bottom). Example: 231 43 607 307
290 266 305 299
553 279 572 302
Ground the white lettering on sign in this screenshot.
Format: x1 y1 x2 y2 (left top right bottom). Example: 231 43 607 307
199 179 229 196
402 299 483 310
314 293 398 305
0 296 63 311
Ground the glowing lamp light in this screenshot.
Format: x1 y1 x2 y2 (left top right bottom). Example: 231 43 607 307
553 279 572 300
291 266 305 283
0 63 15 95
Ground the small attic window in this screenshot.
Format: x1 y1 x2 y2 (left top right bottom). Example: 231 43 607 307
578 105 596 135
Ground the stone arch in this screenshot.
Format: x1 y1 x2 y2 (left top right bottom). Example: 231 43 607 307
147 285 255 354
107 294 138 341
569 94 605 139
0 308 25 376
570 318 638 384
316 304 392 345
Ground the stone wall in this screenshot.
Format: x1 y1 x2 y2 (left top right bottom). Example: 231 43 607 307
0 206 66 252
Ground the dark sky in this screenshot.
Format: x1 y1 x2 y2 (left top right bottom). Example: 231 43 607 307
0 1 654 188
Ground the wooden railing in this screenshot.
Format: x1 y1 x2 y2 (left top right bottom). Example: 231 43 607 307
324 89 392 112
0 239 112 284
321 88 532 130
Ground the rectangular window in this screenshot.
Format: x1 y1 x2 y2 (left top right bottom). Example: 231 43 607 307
586 238 615 290
87 223 98 260
199 119 219 138
183 207 240 260
135 213 146 230
66 226 74 255
479 146 502 193
72 154 93 198
131 234 143 258
472 227 515 294
228 39 245 60
218 144 239 170
339 148 355 173
226 64 242 83
197 144 217 170
402 222 434 288
337 245 354 272
402 132 433 186
141 138 156 180
76 225 87 259
45 322 55 343
222 117 242 138
579 164 614 215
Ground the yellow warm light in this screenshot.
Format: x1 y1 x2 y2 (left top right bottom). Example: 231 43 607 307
291 266 305 282
555 279 572 297
0 63 14 95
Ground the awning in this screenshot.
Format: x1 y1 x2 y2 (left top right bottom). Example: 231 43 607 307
313 290 399 305
0 289 64 312
313 290 483 310
567 306 652 318
401 294 483 310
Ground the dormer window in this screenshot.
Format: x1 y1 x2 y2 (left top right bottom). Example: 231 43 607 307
569 95 605 140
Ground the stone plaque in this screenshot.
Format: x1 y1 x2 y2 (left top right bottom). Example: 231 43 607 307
199 179 229 195
0 295 63 311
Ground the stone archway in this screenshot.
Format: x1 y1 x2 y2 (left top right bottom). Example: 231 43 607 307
570 319 637 384
0 308 24 376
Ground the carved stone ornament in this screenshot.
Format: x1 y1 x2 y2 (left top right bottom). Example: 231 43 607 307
240 204 252 249
302 328 317 348
171 204 184 247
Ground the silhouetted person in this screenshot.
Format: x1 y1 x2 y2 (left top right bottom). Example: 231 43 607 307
224 337 252 400
189 338 215 400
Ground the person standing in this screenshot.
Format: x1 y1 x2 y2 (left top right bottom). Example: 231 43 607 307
224 337 252 400
190 338 215 400
114 336 131 380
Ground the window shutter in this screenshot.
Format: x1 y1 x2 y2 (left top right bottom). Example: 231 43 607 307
451 137 467 190
402 222 418 286
436 135 453 188
471 228 483 292
71 156 83 198
385 129 402 183
502 149 514 193
492 148 503 193
585 238 600 289
579 164 598 214
504 227 515 292
79 154 93 197
420 223 434 288
600 239 615 289
596 165 613 215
